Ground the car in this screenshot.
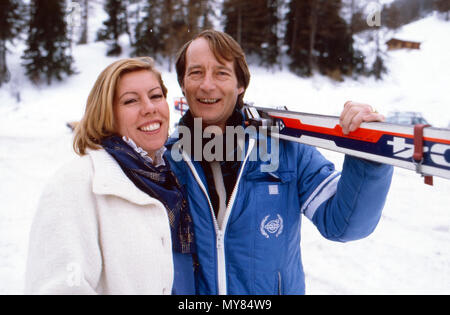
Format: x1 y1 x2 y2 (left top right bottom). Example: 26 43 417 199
385 111 429 125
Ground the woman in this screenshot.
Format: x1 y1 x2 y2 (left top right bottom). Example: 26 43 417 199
25 57 195 294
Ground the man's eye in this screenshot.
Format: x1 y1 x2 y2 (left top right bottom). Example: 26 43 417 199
217 71 231 78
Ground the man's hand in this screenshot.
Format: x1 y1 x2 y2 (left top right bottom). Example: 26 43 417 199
339 101 385 135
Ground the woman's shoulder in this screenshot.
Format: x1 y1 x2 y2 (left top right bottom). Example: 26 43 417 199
43 151 98 195
33 153 98 224
56 153 94 180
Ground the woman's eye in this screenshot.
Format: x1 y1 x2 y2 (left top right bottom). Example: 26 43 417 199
151 94 163 100
124 99 136 105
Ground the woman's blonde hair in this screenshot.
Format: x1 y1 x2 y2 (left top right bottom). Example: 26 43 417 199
73 57 168 156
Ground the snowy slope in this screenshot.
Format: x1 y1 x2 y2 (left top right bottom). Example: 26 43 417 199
0 13 449 294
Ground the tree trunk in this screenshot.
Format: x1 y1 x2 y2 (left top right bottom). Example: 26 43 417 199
290 1 300 55
349 0 355 75
308 0 318 75
0 40 10 86
237 2 242 45
78 0 88 44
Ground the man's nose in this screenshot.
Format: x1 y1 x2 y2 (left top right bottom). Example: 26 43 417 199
199 72 216 92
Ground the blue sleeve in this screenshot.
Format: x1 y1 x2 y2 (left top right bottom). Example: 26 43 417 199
297 146 393 242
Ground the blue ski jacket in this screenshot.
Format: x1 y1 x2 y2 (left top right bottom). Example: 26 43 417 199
165 120 393 295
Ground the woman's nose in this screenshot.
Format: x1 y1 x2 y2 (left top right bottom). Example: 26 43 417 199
140 96 157 116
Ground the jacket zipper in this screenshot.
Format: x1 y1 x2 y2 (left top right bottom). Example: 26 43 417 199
278 271 282 295
181 138 256 295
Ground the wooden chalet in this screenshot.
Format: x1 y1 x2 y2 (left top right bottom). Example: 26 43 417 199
386 38 421 50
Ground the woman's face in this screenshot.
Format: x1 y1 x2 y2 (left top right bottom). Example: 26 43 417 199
114 70 170 159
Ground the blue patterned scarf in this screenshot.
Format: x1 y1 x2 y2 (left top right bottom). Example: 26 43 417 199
101 135 195 254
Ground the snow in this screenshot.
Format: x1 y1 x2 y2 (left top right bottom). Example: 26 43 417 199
1 13 449 295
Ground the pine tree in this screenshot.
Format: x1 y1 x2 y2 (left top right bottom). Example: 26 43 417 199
435 0 450 20
132 0 165 58
186 0 204 35
186 0 216 33
315 0 353 77
285 0 317 76
0 0 23 87
341 0 368 76
223 0 279 67
22 0 75 85
76 0 89 44
369 29 387 80
383 3 402 29
160 0 191 71
197 0 216 30
286 0 360 79
97 0 128 56
260 0 280 67
133 0 208 70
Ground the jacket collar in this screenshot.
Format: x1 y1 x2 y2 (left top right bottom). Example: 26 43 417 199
88 149 160 206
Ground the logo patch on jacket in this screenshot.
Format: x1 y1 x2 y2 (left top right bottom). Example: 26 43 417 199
268 184 279 195
260 214 284 238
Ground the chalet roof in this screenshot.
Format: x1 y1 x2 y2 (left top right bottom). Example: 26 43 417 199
386 38 421 45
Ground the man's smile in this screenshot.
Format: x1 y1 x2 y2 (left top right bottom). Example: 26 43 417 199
198 98 221 105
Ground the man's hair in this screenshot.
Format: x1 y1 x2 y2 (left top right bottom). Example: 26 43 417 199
73 57 168 156
175 29 250 109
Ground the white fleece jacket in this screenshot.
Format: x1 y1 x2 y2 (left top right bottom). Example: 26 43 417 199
25 149 174 295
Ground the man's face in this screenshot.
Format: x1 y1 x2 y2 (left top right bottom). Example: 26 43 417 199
182 37 244 131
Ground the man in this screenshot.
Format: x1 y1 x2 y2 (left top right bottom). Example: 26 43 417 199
165 29 393 295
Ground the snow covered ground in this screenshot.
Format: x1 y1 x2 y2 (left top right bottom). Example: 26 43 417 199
0 13 449 294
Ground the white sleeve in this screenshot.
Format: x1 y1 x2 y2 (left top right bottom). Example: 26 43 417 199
24 160 102 295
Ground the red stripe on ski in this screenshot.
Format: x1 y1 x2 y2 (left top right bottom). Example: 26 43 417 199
271 115 450 145
271 116 383 143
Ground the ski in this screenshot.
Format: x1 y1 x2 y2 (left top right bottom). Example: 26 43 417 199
244 105 450 182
